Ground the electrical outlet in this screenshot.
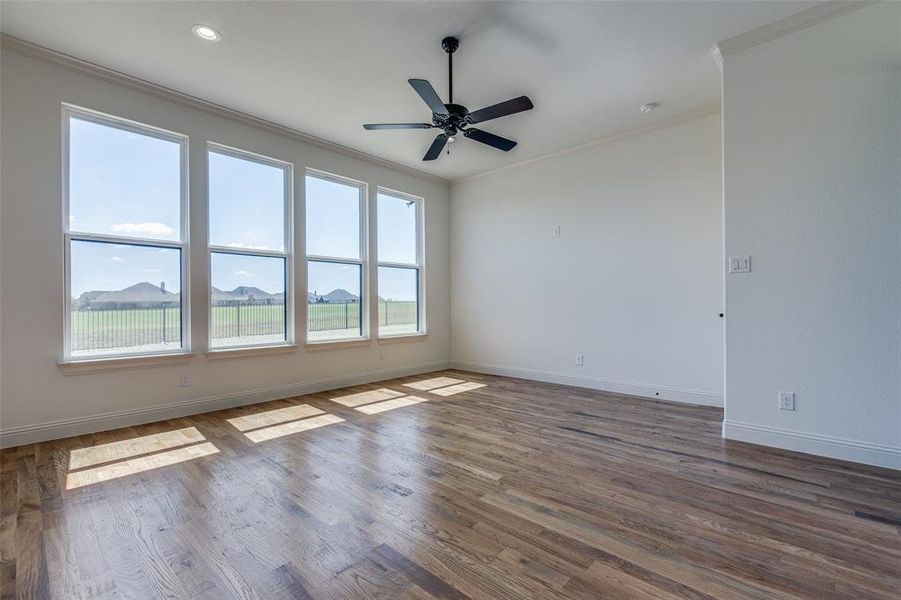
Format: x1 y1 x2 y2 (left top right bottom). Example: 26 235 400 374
575 354 584 366
553 225 561 238
180 372 192 387
778 391 795 411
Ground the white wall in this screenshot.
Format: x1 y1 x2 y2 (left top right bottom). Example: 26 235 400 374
0 49 451 445
721 2 901 469
450 112 724 406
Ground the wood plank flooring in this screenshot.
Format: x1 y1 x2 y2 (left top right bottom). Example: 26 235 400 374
1 370 899 599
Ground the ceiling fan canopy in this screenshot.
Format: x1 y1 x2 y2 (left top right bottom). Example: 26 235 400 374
363 36 534 161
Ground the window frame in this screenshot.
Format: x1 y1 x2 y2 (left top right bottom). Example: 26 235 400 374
62 104 190 361
376 186 425 338
304 168 369 343
207 142 294 350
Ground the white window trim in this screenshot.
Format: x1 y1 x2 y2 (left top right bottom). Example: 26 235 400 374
304 168 369 344
207 142 295 351
375 186 426 339
61 104 191 362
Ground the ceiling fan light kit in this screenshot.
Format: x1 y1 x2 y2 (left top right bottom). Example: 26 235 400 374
363 36 534 161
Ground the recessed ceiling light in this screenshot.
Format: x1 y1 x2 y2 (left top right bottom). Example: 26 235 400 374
192 25 221 42
640 102 659 114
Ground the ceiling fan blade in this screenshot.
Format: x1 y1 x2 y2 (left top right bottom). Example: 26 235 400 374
363 123 433 130
466 96 533 124
423 134 448 161
409 79 449 116
464 128 517 151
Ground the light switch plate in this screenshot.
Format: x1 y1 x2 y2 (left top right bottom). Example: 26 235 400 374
728 255 752 273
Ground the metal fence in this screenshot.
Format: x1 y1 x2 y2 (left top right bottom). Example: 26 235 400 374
211 302 285 340
71 300 418 352
307 302 362 332
377 300 417 328
71 305 181 352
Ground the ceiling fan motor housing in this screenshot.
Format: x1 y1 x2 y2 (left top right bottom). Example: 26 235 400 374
434 103 470 136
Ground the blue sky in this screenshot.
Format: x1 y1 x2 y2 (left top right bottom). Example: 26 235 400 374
68 116 418 301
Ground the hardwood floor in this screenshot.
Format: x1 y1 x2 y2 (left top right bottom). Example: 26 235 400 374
2 370 899 599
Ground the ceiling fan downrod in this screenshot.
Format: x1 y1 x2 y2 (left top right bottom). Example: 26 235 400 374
442 36 458 104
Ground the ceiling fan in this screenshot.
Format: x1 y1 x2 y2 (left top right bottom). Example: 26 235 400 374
363 36 534 161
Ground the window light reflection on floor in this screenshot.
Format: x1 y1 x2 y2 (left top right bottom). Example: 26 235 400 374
403 377 464 391
225 402 345 443
429 382 487 396
330 388 405 407
227 404 324 432
66 440 219 490
354 395 428 415
244 413 345 443
68 426 206 470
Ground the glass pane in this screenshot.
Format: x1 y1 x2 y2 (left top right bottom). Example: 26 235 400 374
305 175 361 259
68 116 181 241
378 267 419 335
210 253 286 348
377 192 418 265
208 150 286 251
70 240 182 357
307 260 362 341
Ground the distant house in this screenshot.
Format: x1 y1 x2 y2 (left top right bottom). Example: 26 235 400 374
78 282 179 309
211 286 282 305
321 288 359 303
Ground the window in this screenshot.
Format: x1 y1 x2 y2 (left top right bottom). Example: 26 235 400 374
377 189 423 336
305 171 366 342
208 145 292 349
64 107 188 359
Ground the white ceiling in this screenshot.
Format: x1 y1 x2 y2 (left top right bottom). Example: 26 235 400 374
1 1 817 181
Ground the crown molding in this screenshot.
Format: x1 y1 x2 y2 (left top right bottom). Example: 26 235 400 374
452 104 720 185
714 0 879 57
0 34 448 185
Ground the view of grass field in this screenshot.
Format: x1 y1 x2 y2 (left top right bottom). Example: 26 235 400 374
70 301 417 354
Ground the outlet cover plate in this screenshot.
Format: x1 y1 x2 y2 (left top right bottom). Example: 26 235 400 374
778 391 795 411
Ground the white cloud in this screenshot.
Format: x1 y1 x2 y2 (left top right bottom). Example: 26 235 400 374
226 242 269 251
234 270 254 277
143 268 161 273
110 256 124 262
110 222 174 236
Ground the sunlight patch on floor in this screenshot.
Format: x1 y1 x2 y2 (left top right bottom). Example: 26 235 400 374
227 404 325 432
68 426 206 470
66 441 219 489
429 382 487 396
403 377 464 391
331 388 406 407
244 413 345 443
355 395 428 415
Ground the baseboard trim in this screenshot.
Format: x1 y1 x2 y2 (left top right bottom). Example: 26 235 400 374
723 420 900 470
451 360 723 407
0 360 449 448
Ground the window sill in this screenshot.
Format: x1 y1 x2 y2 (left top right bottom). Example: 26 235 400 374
377 332 428 343
58 352 196 375
305 338 371 351
206 344 297 360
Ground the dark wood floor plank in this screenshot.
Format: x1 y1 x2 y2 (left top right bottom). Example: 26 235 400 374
2 369 899 599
